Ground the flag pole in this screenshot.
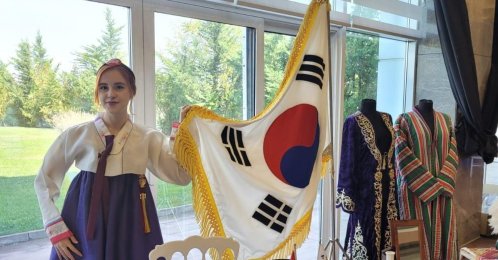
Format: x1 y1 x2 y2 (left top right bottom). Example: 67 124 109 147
318 0 350 259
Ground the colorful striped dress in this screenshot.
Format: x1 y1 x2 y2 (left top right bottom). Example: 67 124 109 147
394 107 458 260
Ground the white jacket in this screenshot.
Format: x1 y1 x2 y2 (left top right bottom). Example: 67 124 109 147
34 116 190 241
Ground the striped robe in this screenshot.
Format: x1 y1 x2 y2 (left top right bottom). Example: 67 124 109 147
394 108 458 260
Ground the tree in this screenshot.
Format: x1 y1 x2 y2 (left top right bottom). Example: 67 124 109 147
0 61 14 122
155 20 243 132
74 8 125 74
8 33 66 127
60 69 95 113
263 33 294 105
27 33 66 126
69 7 125 113
10 40 34 126
343 31 379 117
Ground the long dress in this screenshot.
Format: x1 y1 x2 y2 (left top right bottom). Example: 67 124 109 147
394 107 458 260
34 115 190 260
336 111 399 260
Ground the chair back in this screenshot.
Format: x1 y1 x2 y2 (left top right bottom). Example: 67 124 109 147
149 235 240 260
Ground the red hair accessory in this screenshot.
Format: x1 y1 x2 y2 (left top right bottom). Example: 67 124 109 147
105 58 123 68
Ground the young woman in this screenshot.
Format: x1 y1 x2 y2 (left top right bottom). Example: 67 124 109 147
34 58 191 260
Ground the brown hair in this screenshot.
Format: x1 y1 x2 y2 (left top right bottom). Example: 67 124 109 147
94 58 137 105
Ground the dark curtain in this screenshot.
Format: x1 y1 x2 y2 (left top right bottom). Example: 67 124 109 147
480 1 498 163
434 0 498 163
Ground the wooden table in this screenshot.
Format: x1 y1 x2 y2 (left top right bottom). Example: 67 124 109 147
460 236 498 260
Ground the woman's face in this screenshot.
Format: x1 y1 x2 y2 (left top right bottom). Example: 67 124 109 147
97 68 133 116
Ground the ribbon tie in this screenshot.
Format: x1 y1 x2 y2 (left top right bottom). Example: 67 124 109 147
87 135 114 239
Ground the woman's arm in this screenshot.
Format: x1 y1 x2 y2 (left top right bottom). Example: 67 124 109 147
34 130 75 244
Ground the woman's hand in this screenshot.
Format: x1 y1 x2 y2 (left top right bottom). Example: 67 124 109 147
179 105 191 123
54 236 82 260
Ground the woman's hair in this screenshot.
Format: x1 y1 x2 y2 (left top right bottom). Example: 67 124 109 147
94 58 137 105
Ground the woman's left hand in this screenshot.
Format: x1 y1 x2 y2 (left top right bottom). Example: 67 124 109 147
179 105 191 122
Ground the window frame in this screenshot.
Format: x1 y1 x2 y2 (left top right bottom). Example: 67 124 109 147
83 1 418 258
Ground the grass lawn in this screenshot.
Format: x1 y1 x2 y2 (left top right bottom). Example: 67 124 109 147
0 127 192 237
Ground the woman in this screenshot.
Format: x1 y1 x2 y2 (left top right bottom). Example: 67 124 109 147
34 58 191 260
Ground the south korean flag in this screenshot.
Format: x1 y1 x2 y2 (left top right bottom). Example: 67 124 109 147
174 1 331 259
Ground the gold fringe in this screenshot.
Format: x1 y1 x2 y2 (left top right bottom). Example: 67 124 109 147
174 1 330 259
174 106 235 260
250 210 313 260
321 143 333 178
321 155 333 178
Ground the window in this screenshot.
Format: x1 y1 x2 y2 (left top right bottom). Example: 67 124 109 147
153 12 247 240
263 32 294 105
0 0 129 236
344 31 410 118
482 131 498 217
0 2 418 259
337 30 413 254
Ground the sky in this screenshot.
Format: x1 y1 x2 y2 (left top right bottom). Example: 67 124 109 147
0 0 201 72
0 0 129 71
0 0 312 72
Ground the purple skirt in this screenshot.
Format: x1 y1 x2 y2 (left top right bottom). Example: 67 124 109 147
50 171 163 260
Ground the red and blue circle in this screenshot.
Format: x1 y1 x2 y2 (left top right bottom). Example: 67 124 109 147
263 104 320 188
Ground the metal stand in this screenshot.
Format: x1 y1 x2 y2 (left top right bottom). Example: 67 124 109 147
318 238 350 260
317 2 349 260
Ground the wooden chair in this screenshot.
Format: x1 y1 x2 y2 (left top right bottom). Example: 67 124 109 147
389 219 426 260
149 235 240 260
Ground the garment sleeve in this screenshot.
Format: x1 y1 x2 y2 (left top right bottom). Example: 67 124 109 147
394 114 444 203
34 130 74 244
147 131 191 185
436 115 459 197
335 117 357 213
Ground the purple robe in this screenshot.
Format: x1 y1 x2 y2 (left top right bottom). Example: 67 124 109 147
336 112 399 260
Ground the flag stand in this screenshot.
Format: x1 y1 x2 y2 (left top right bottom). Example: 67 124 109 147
317 1 349 259
318 238 350 260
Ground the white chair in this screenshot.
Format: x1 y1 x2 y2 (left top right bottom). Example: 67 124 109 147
149 235 240 260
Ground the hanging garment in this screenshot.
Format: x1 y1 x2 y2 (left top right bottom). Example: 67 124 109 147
394 107 458 260
336 111 398 260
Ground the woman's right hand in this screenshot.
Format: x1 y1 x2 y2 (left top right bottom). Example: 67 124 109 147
54 235 82 260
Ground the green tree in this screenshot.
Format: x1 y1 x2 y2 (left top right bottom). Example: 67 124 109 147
60 69 96 113
264 33 294 105
74 8 125 73
70 8 125 113
343 31 379 117
0 61 14 122
155 21 243 132
28 33 66 126
10 40 34 126
9 33 66 127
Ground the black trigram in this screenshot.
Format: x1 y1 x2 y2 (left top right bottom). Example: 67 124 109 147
252 194 292 233
296 54 325 89
221 126 251 166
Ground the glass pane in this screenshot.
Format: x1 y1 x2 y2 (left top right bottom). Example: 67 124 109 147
340 30 409 249
331 0 418 30
483 131 498 214
0 0 129 236
263 32 294 106
154 13 245 240
343 32 380 118
344 31 408 118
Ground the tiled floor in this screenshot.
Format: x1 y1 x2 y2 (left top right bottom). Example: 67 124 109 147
0 206 321 259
